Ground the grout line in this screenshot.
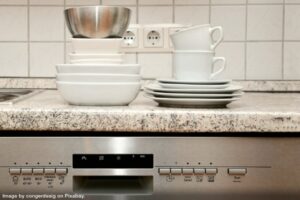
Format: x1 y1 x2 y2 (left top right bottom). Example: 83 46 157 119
4 3 300 7
244 0 248 80
27 0 30 77
172 0 175 23
136 0 139 24
209 0 211 24
282 0 286 80
64 0 66 64
136 0 139 64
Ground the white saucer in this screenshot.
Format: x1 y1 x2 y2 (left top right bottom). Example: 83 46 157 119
160 83 230 89
158 78 231 85
145 83 242 94
145 90 244 98
145 95 240 108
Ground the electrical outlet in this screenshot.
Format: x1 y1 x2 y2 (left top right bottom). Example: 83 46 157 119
122 28 139 48
143 27 164 48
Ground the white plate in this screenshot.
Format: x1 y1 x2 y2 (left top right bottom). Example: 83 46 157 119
56 64 140 75
160 82 230 89
56 73 141 83
158 78 231 85
145 95 240 108
71 38 122 54
70 59 123 64
145 89 244 98
57 81 141 106
69 53 124 60
145 83 242 94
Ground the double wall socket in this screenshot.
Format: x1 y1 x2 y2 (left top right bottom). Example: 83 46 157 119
122 24 187 53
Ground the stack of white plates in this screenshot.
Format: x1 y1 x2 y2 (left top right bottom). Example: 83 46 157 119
144 79 243 108
56 39 141 106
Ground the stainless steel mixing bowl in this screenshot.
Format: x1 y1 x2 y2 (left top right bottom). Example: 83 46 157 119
65 6 131 38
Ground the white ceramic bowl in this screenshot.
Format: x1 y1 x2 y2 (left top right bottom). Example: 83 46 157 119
71 38 123 54
56 73 141 82
69 53 125 60
57 81 141 106
70 59 124 64
56 64 141 74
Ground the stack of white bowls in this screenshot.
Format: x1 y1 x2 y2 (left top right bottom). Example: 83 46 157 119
56 38 141 106
145 24 243 108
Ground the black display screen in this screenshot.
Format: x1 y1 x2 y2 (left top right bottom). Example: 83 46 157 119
73 154 153 169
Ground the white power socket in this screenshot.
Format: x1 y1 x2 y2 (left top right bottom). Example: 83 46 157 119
122 25 140 48
143 27 164 48
122 24 187 53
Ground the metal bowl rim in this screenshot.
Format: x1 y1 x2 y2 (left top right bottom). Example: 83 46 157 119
64 6 131 12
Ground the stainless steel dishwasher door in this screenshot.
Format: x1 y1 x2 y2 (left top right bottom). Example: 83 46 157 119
0 137 299 200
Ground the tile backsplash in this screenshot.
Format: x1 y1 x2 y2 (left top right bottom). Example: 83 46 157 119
0 0 300 80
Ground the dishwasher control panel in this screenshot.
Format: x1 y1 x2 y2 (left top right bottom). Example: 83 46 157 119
0 137 300 200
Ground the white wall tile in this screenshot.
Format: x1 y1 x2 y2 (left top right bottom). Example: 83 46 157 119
128 6 137 24
66 0 100 5
139 0 172 5
246 42 282 80
212 0 246 4
0 43 28 77
125 53 137 64
211 6 246 41
30 7 65 41
0 7 27 41
215 42 245 80
286 0 300 3
247 5 283 40
102 0 136 5
30 0 64 5
138 53 172 79
284 42 300 80
285 5 300 40
248 0 283 4
139 6 173 24
0 0 27 5
175 0 209 5
175 6 209 25
30 43 64 77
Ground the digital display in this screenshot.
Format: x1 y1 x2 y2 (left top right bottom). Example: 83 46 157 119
73 154 153 169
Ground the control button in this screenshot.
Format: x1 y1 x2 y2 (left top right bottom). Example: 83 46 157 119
21 168 32 175
182 168 193 175
44 168 55 175
56 168 68 175
9 168 21 175
159 168 170 175
228 168 247 175
206 168 218 175
171 168 182 175
33 168 44 175
194 168 205 175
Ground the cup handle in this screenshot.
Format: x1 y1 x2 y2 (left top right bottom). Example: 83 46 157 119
210 26 223 50
211 57 226 79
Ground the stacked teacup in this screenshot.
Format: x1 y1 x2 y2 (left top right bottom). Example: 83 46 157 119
56 6 141 106
145 24 243 108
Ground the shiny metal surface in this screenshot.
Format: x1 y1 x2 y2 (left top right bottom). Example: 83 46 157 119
0 89 41 105
0 137 300 200
65 6 131 38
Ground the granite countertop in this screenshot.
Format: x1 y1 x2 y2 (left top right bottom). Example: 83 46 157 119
0 90 299 132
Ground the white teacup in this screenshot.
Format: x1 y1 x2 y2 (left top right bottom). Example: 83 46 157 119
173 50 226 81
171 24 223 51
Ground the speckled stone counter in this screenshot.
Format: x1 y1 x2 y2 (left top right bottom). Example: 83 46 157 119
0 90 299 132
